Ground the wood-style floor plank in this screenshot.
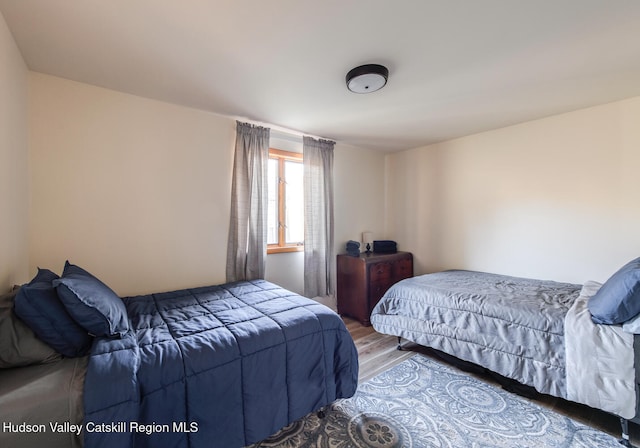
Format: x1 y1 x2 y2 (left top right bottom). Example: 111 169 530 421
343 317 639 445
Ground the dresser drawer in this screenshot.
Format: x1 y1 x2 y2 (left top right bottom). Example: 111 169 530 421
393 258 413 279
369 262 391 282
369 280 392 304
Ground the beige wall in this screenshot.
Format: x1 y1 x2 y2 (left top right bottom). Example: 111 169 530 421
335 143 387 254
386 96 640 284
27 52 639 294
331 142 387 304
29 73 236 295
28 73 388 298
0 11 29 291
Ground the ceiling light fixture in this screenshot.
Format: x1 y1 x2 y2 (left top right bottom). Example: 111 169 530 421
346 64 389 94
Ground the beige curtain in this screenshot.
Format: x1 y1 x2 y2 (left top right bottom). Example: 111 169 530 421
303 136 335 297
226 121 270 282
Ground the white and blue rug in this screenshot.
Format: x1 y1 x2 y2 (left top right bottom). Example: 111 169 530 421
250 355 622 447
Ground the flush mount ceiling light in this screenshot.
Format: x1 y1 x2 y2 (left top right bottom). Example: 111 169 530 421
346 64 389 94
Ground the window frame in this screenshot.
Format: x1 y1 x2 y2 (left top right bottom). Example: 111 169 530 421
267 148 304 254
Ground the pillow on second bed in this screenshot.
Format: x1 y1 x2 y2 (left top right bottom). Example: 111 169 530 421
588 257 640 325
54 261 129 338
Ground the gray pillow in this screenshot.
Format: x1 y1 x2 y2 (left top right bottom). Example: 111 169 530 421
0 288 61 368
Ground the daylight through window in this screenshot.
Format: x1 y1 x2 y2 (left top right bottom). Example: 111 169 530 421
267 149 304 253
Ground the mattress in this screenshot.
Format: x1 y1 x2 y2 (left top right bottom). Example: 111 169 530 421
0 357 87 448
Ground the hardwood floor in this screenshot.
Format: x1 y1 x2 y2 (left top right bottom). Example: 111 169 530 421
344 317 639 446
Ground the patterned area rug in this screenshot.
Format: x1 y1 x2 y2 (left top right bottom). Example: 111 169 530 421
249 355 622 448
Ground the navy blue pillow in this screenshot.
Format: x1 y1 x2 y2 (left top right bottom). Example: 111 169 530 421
13 268 93 357
589 257 640 325
54 261 129 337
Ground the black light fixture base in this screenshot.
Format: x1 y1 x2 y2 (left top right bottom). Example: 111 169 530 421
346 64 389 94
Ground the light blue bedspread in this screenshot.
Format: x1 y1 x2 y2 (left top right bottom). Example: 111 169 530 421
371 270 580 397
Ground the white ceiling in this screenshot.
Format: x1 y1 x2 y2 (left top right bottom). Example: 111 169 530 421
2 0 640 152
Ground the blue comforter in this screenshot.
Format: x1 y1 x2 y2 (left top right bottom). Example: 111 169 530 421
83 280 358 448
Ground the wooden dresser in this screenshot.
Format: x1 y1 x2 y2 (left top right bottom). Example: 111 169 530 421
337 251 413 326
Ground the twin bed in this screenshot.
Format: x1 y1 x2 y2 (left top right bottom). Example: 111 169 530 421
371 267 639 446
0 270 358 448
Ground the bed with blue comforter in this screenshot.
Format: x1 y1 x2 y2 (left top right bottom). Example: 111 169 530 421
83 279 358 448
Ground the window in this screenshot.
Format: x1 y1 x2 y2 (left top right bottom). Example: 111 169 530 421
267 148 304 254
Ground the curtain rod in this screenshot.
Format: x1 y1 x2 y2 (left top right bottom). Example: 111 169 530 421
270 129 303 143
233 116 333 143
